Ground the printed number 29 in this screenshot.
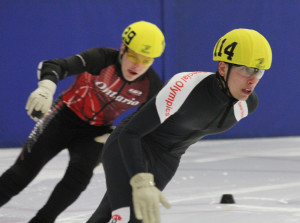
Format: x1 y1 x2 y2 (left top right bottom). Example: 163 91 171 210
123 27 136 45
214 38 238 61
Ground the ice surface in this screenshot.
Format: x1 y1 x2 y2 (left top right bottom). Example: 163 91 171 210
1 136 300 223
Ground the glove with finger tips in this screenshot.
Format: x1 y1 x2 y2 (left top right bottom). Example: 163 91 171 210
94 126 116 144
130 173 171 223
25 80 56 121
94 133 110 144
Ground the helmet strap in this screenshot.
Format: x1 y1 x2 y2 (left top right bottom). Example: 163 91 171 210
224 63 234 98
119 46 129 62
217 63 237 128
216 63 234 99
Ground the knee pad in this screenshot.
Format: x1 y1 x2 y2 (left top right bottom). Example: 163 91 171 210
109 207 130 223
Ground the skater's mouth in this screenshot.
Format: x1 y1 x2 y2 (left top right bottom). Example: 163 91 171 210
242 88 252 95
128 69 138 75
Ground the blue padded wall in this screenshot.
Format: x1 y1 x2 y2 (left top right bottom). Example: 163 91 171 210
1 0 299 147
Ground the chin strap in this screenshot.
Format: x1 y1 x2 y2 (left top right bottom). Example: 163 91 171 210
216 63 234 98
216 64 237 128
118 46 129 62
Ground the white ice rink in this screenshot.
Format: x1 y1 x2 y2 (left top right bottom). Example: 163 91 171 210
1 136 300 223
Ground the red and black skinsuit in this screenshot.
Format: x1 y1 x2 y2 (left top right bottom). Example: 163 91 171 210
0 48 163 223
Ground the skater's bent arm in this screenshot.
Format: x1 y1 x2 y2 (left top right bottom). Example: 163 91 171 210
38 48 113 83
118 97 162 177
118 72 188 176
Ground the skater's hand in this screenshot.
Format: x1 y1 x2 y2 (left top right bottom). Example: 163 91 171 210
94 133 111 144
94 126 116 144
26 80 56 121
130 173 171 223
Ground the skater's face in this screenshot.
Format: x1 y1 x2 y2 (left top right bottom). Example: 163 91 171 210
218 61 262 101
120 44 154 81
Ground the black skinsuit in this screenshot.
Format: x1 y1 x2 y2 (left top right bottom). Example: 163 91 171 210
88 71 258 222
0 48 162 223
